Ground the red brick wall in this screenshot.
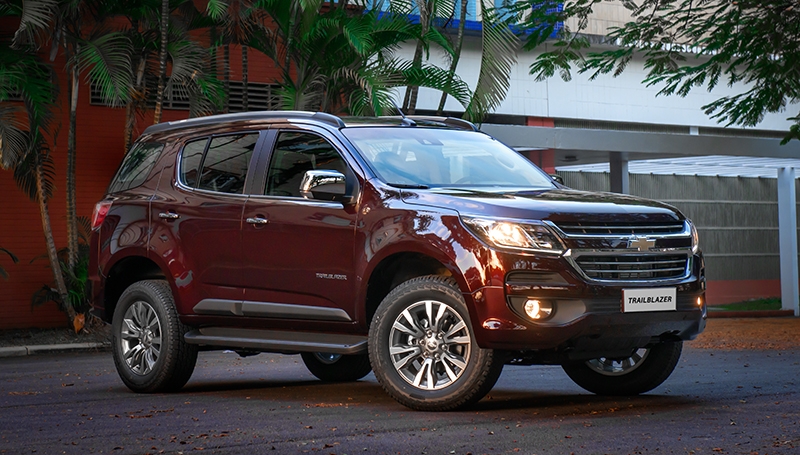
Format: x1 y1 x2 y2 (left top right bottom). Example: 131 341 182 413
0 43 279 329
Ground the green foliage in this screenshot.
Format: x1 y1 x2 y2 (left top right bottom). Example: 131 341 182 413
714 298 782 312
521 0 800 142
0 247 20 280
31 217 92 313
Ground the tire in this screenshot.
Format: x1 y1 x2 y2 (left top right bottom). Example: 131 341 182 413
301 352 372 382
561 341 683 396
368 275 504 411
111 280 198 393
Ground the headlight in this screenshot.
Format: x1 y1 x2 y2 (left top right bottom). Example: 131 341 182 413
461 216 565 254
689 220 699 254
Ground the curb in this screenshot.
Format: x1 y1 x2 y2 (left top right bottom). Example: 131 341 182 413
0 342 110 358
707 309 795 319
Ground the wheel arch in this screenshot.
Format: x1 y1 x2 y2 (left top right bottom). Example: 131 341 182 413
362 250 463 327
102 255 167 323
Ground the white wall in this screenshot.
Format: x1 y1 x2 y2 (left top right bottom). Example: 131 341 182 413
399 38 796 131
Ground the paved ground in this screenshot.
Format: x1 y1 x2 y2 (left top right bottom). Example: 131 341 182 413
0 318 798 455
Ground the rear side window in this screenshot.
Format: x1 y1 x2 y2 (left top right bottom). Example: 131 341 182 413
197 133 258 194
107 142 164 194
180 138 207 188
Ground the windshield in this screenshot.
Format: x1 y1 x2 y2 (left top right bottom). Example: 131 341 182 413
341 127 555 189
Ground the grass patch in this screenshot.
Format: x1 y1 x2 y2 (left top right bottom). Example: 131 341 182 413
714 297 782 311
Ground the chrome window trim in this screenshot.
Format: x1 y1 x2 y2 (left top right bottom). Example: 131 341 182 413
545 220 692 240
245 193 344 209
564 247 694 285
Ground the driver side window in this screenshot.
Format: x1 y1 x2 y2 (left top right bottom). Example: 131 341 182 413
265 131 347 197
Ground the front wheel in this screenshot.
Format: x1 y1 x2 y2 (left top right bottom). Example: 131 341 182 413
301 352 372 382
368 275 504 411
111 280 198 393
561 341 683 396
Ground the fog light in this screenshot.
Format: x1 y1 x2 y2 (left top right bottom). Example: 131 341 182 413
697 297 703 307
523 299 553 320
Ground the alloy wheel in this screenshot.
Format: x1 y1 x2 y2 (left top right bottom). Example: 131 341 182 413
388 300 471 391
120 300 163 375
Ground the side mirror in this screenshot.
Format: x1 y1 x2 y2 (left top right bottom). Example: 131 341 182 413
550 174 564 185
300 170 349 202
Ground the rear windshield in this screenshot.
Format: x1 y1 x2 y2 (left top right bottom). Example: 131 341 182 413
341 128 555 189
107 142 164 194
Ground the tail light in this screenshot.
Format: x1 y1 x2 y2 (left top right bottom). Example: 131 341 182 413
91 200 113 230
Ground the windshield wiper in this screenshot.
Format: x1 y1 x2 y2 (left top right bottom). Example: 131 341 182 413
390 183 429 189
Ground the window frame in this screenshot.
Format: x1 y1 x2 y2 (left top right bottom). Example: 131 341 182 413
175 130 267 197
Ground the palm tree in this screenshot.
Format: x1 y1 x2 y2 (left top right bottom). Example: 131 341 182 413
15 0 133 271
253 0 472 115
0 31 79 329
392 0 519 121
207 0 270 113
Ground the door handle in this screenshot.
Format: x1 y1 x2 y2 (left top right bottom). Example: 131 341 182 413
246 216 268 225
159 211 180 220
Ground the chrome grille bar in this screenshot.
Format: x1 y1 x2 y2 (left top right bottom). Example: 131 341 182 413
574 254 690 281
553 221 686 237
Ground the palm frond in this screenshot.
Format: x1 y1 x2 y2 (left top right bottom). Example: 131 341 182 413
13 0 58 49
206 0 229 21
463 1 519 122
13 137 55 203
0 105 29 170
75 30 133 108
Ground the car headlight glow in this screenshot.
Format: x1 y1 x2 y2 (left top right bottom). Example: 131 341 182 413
461 216 565 254
689 220 699 254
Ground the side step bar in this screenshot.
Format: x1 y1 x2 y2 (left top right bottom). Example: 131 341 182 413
184 327 367 355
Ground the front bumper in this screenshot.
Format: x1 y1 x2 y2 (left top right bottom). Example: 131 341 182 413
466 252 706 356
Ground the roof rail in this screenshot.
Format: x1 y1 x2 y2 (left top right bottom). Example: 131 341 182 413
406 116 478 131
142 111 346 136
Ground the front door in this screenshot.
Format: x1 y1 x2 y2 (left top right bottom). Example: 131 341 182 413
241 128 359 324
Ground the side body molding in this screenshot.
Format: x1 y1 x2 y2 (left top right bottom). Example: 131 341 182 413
193 299 353 322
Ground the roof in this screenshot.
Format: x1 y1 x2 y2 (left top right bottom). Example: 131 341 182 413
556 155 800 178
142 111 477 136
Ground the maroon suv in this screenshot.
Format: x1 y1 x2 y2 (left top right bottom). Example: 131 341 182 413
89 111 706 411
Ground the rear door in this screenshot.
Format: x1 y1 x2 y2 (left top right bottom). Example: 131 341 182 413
149 131 264 314
240 126 360 324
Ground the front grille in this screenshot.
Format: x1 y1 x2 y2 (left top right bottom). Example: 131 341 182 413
574 254 689 281
554 221 685 237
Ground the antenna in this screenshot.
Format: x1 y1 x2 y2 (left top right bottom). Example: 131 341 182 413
391 100 407 118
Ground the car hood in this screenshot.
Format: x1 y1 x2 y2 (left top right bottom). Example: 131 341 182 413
401 187 684 223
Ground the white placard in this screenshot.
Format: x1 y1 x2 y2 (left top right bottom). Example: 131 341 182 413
622 287 677 312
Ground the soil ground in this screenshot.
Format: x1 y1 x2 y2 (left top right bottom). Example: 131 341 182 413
0 316 797 349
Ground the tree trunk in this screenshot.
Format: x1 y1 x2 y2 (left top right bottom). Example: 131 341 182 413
35 158 76 329
242 45 248 112
403 0 432 114
437 0 468 115
66 61 79 270
223 44 230 113
153 0 170 124
124 58 147 152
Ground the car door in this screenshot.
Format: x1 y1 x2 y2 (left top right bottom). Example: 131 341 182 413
240 126 359 325
149 131 263 314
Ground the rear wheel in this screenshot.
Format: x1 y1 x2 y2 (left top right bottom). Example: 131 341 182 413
562 341 683 395
111 280 198 393
368 275 504 411
301 352 372 382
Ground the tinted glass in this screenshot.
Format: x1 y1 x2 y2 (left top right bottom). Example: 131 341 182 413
196 133 258 194
180 139 208 188
342 128 555 189
265 132 347 197
107 142 164 194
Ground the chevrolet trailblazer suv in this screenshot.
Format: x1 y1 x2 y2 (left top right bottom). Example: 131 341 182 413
89 111 706 411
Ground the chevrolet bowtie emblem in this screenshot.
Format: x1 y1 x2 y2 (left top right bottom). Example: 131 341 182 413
628 236 656 251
